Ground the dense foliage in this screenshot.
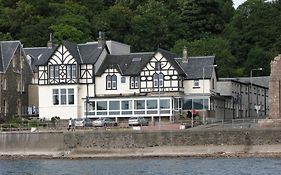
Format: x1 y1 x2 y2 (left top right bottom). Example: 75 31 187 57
0 0 279 77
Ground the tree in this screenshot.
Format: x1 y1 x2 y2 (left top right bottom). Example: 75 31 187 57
172 37 239 77
49 24 84 43
126 0 182 51
92 3 133 42
179 0 234 40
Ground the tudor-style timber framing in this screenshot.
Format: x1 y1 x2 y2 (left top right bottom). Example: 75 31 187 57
38 44 95 85
140 52 183 93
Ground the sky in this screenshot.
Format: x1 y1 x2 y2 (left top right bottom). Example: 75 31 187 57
233 0 246 9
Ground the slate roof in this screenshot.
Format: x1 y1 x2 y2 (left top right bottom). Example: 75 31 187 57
177 56 216 79
95 48 186 76
96 52 154 76
24 47 56 72
77 42 103 64
220 76 269 88
32 40 104 66
0 41 20 73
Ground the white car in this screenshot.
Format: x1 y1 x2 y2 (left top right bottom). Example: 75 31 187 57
92 118 117 127
128 117 149 126
75 118 93 127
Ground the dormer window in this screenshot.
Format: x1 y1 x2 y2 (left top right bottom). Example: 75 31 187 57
194 80 200 88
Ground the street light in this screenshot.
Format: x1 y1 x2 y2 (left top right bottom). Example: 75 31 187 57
250 67 263 117
202 64 217 125
157 63 162 128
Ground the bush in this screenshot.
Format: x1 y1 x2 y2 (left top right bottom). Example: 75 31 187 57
51 116 60 123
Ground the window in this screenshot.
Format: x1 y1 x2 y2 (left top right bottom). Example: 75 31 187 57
130 76 139 89
122 100 132 110
112 75 117 89
17 80 21 92
106 74 117 90
52 88 74 105
121 100 132 115
53 89 59 105
174 98 182 110
147 100 157 109
68 89 74 104
71 65 76 78
109 101 120 110
88 101 95 111
109 101 120 115
60 89 67 105
194 80 199 87
153 73 163 88
159 73 164 87
153 73 159 87
121 76 126 83
135 100 145 109
106 75 111 89
54 65 59 78
2 77 7 90
97 101 107 110
160 99 170 109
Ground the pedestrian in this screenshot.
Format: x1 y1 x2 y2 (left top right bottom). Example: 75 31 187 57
71 118 75 131
68 118 72 131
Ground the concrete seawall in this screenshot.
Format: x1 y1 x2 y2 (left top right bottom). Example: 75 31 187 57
1 129 281 158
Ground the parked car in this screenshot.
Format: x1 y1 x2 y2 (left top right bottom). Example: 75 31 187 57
75 118 93 127
92 118 117 127
128 117 149 126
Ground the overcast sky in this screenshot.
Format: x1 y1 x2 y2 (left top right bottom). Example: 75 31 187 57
233 0 246 9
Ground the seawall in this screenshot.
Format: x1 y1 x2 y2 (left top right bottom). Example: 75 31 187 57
1 128 281 158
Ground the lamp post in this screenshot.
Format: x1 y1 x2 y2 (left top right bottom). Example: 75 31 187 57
250 68 262 117
202 64 217 125
157 63 162 128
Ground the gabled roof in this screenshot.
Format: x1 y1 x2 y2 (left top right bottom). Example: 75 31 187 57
96 52 154 76
177 56 216 79
33 40 105 66
156 48 185 75
0 41 20 73
96 48 186 76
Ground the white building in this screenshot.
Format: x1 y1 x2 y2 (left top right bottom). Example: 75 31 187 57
26 36 223 122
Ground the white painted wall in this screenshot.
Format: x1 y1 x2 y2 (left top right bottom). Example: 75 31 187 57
95 70 139 95
39 84 85 120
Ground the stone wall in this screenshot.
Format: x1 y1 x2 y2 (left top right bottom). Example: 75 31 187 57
1 129 281 157
269 55 281 118
64 129 281 150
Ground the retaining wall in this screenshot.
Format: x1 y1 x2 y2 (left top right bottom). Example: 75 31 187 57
1 129 281 157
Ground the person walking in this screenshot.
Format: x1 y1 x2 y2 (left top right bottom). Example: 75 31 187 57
68 118 72 131
71 118 75 131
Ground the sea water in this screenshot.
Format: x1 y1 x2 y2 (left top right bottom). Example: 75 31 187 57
0 157 281 175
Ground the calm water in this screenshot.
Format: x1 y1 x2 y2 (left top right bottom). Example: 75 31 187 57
0 158 281 175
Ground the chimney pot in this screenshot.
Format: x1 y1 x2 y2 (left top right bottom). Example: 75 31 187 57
98 31 105 48
182 46 188 61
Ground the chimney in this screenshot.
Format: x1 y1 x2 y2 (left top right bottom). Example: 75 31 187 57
47 33 53 49
97 31 106 48
182 46 188 62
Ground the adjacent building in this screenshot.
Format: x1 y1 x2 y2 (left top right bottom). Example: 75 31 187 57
218 77 269 119
0 41 33 119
